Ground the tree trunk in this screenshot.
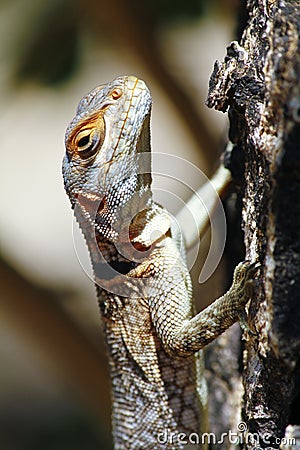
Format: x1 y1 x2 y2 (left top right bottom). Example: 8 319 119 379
207 1 300 449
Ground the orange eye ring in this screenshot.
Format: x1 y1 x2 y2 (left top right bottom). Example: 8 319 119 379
67 113 106 160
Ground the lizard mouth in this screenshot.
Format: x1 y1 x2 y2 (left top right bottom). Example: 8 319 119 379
74 192 118 239
75 192 107 215
74 192 107 217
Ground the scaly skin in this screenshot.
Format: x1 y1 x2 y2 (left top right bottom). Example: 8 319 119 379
63 75 258 449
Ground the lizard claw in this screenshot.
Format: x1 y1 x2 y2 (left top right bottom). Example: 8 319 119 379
246 260 261 277
239 310 257 336
244 260 261 297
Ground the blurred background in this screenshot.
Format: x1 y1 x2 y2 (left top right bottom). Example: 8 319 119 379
0 0 242 448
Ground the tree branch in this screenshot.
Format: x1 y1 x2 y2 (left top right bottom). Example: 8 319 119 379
207 1 300 448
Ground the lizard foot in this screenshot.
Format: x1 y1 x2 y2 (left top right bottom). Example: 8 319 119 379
239 310 257 336
232 260 261 333
232 260 260 305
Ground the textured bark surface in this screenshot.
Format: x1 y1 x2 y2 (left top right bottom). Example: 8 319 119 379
205 325 244 449
207 1 300 449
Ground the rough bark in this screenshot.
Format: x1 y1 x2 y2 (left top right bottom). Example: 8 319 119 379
205 325 244 449
207 1 300 449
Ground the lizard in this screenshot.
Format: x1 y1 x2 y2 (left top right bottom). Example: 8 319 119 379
62 75 258 449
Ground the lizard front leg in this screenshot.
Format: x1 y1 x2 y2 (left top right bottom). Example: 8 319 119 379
171 261 259 356
143 239 259 357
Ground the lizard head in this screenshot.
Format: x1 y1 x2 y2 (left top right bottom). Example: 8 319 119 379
63 75 153 241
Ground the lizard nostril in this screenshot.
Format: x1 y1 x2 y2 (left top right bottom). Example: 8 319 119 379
111 89 123 100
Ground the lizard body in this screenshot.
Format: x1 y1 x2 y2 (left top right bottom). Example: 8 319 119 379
63 75 257 449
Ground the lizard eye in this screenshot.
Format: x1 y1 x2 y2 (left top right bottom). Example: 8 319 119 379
75 128 100 159
77 134 90 147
